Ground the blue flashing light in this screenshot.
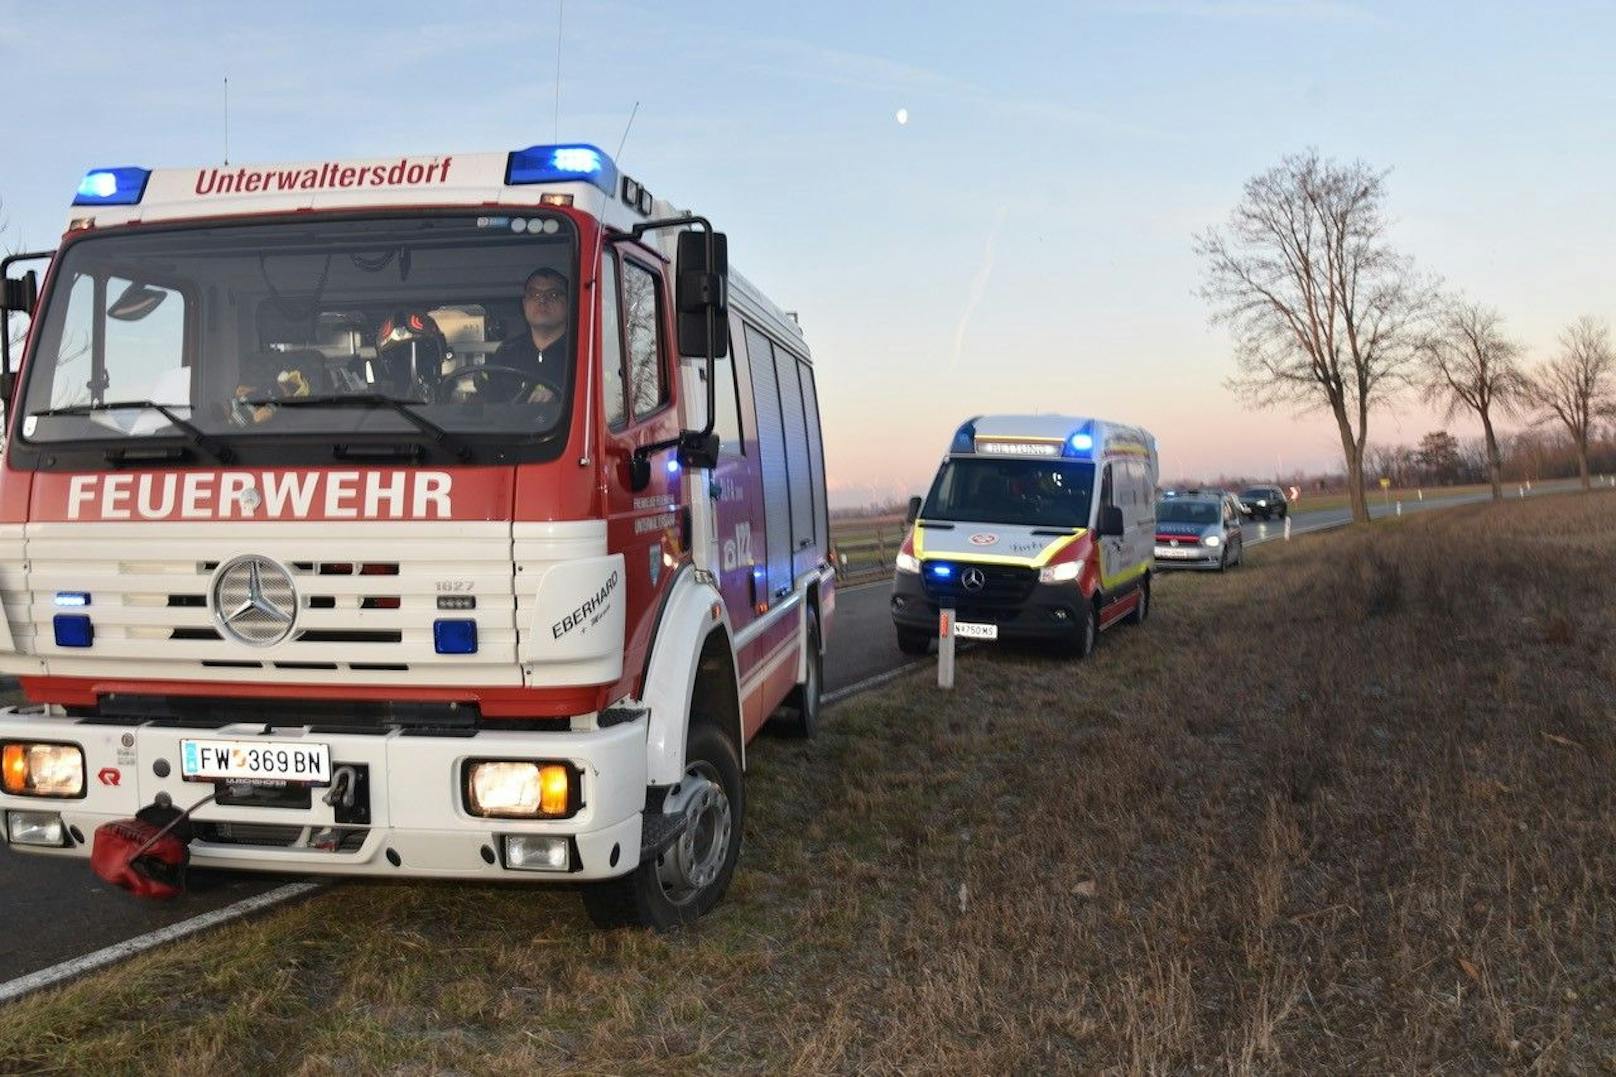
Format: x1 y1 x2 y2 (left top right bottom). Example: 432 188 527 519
666 457 681 475
929 563 954 579
505 143 617 193
950 417 981 454
54 592 91 608
433 619 478 655
1063 429 1096 458
54 614 94 648
72 167 151 207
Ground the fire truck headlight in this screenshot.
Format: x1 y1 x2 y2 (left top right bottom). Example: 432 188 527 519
1039 561 1081 584
895 552 920 574
465 761 576 818
6 811 68 847
1203 535 1222 548
1 743 85 798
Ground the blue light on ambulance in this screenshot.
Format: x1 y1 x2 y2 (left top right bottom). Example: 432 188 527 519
53 592 91 607
1063 431 1094 457
929 563 954 579
72 167 151 207
505 144 616 193
950 418 979 454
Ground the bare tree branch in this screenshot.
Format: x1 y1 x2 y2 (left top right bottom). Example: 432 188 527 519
1527 316 1616 490
1413 297 1528 500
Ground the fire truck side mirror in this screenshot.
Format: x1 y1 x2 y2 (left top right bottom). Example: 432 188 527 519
627 453 652 493
675 231 728 359
905 496 923 525
677 430 720 470
1 271 38 315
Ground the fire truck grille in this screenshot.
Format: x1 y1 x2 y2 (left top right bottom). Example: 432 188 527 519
922 563 1038 607
13 522 521 684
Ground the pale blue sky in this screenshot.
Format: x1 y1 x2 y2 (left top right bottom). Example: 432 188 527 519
4 1 1614 504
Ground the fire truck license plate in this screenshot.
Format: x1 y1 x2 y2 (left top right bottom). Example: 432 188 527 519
180 739 332 785
954 621 998 640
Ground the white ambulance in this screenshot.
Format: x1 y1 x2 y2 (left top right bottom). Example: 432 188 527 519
0 143 833 928
891 415 1157 657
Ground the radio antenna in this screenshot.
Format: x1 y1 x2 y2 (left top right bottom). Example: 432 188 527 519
615 100 640 164
223 76 230 166
552 0 564 143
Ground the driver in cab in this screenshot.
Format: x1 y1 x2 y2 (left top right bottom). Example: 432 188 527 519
489 267 571 405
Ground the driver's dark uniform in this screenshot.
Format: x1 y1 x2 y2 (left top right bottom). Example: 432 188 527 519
491 332 571 401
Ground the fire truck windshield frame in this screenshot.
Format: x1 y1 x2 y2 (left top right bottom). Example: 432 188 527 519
13 212 582 468
921 458 1098 529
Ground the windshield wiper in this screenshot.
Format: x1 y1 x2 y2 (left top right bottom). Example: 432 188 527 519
242 394 472 462
29 400 230 464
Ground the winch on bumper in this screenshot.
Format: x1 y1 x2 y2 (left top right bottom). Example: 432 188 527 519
0 706 650 881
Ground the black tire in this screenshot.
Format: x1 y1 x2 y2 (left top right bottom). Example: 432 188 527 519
581 723 743 931
1217 547 1229 573
1277 505 1287 519
896 626 931 656
1126 575 1150 625
773 607 822 739
1061 598 1098 659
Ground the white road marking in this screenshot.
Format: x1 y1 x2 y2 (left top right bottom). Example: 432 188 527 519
0 881 324 1006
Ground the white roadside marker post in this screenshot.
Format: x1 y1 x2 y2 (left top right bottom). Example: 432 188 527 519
1284 514 1292 541
1519 485 1525 499
1396 500 1402 517
938 606 956 690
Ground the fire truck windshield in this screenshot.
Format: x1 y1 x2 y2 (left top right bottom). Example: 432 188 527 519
17 213 581 464
921 458 1098 529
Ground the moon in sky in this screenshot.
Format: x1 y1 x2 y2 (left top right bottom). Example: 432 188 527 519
896 108 909 125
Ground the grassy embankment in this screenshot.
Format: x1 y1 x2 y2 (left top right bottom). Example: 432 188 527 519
2 492 1613 1072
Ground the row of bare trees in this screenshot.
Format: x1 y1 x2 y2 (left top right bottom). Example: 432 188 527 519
1198 151 1616 522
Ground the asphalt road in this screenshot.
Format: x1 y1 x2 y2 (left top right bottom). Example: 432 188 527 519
0 477 1597 989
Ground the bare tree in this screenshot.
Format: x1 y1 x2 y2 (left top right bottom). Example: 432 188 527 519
1197 151 1426 523
1415 299 1528 500
1529 316 1616 490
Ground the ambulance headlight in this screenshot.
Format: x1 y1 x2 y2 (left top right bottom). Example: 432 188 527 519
1039 561 1081 584
464 760 578 818
2 743 85 798
1203 534 1222 547
895 552 921 574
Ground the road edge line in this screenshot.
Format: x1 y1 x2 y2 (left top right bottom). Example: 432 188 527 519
0 880 324 1007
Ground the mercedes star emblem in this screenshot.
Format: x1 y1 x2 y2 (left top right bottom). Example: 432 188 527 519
212 555 297 646
961 567 987 592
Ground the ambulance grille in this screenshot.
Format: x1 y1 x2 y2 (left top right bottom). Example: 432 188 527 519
922 564 1038 606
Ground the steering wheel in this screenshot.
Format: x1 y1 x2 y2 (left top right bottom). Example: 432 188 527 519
433 364 559 405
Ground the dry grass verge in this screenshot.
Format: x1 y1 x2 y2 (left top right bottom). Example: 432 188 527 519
2 493 1613 1073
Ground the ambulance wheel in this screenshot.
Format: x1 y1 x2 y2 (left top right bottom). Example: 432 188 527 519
1062 600 1097 659
1126 576 1150 625
896 626 932 656
774 607 822 739
581 723 743 931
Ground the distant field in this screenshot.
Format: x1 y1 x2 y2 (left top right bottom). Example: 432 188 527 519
3 489 1611 1072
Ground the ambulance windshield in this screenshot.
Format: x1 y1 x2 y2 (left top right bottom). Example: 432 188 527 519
921 458 1097 529
19 214 581 464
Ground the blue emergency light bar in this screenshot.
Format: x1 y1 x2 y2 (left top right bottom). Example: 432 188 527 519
505 143 616 193
1065 432 1094 455
950 418 980 454
72 167 151 207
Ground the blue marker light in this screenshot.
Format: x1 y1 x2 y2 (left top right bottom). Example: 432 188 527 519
72 167 151 207
505 144 617 193
666 457 681 475
54 614 94 648
433 619 478 655
1069 433 1093 451
54 592 91 607
950 418 980 454
929 563 954 578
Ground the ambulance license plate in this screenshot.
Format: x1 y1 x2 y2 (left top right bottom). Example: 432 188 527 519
954 621 998 640
181 739 332 785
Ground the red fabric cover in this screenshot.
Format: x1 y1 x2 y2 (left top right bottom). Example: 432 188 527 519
90 818 190 899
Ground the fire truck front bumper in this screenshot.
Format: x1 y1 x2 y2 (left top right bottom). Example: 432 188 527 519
0 707 649 882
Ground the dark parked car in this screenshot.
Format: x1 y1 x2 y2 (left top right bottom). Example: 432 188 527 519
1238 485 1289 520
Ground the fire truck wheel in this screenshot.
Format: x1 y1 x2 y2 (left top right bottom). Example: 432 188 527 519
774 607 822 739
581 723 743 931
896 627 931 656
1126 576 1150 625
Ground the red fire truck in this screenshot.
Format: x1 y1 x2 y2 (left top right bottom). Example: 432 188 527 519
0 143 833 927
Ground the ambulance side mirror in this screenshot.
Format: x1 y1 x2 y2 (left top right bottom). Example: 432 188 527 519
675 231 728 359
1097 505 1125 537
905 496 922 526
